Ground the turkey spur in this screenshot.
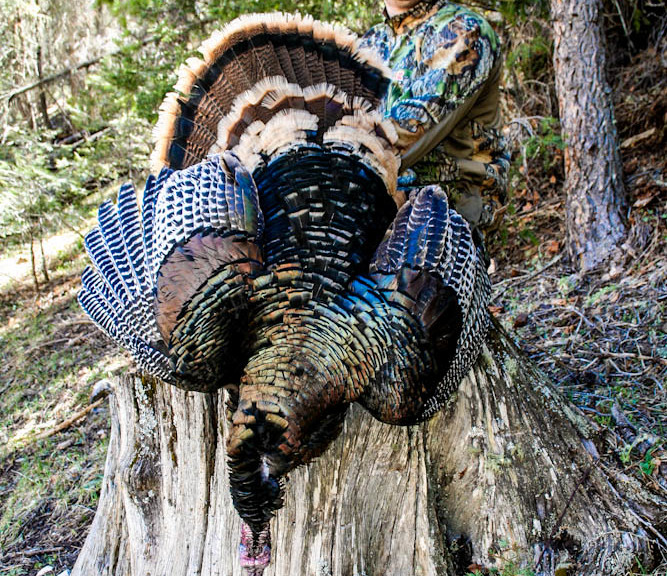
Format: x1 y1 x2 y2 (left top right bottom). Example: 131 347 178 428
78 12 490 575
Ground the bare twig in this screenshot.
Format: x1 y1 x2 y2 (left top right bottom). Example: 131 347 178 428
565 306 599 330
507 117 536 137
492 254 563 302
612 0 636 52
585 350 667 367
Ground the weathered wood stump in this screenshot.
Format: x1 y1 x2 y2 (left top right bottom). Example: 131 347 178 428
71 322 660 575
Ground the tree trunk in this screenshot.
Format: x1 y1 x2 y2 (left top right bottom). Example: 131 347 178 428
36 46 52 130
39 226 50 284
71 320 662 576
551 0 628 272
29 231 40 291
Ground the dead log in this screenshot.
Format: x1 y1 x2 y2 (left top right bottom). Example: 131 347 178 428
71 322 661 575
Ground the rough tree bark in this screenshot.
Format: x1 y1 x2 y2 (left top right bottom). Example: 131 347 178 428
71 322 661 576
36 47 52 130
551 0 628 272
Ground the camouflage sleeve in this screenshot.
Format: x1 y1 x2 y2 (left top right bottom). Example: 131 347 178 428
413 122 510 225
360 8 508 232
384 9 501 133
358 23 391 61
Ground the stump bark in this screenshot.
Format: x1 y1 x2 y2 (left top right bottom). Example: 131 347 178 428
72 322 660 576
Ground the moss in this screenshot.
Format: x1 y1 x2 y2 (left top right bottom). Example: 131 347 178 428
480 348 495 370
486 451 511 471
504 356 519 380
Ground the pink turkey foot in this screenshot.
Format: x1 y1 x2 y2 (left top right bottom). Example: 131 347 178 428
239 522 271 575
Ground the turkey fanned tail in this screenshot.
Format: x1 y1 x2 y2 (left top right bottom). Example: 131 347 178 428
78 12 493 575
79 152 265 391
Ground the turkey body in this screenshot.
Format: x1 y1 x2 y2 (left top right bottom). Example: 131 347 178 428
78 12 490 575
227 147 448 534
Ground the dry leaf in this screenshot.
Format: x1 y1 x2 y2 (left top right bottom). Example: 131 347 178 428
633 191 658 208
546 240 560 254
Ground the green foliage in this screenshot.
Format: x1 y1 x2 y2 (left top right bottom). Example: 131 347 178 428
620 442 661 478
490 0 550 24
99 0 198 24
639 449 657 476
518 228 539 247
93 34 192 121
523 117 565 172
206 0 380 32
505 33 552 84
0 116 151 243
0 128 73 240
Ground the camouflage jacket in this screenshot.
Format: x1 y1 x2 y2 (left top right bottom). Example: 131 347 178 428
360 0 509 229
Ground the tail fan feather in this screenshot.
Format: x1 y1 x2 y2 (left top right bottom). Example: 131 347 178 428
151 12 392 173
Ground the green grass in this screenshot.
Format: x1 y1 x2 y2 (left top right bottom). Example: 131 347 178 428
0 436 107 546
0 223 125 574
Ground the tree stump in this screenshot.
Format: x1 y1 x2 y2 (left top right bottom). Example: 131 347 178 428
71 322 660 576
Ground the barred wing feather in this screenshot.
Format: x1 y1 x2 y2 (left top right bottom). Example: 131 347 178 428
79 153 265 391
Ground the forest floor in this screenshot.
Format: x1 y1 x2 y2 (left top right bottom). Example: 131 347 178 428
0 51 665 576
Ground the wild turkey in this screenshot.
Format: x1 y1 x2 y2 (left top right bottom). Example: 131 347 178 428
78 13 490 575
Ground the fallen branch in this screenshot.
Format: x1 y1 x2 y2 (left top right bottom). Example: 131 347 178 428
621 128 656 149
68 127 112 150
4 19 213 102
33 397 106 442
19 547 65 558
5 56 106 103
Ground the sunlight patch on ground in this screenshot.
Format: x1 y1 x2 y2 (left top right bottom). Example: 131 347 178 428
2 355 129 455
0 230 84 290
